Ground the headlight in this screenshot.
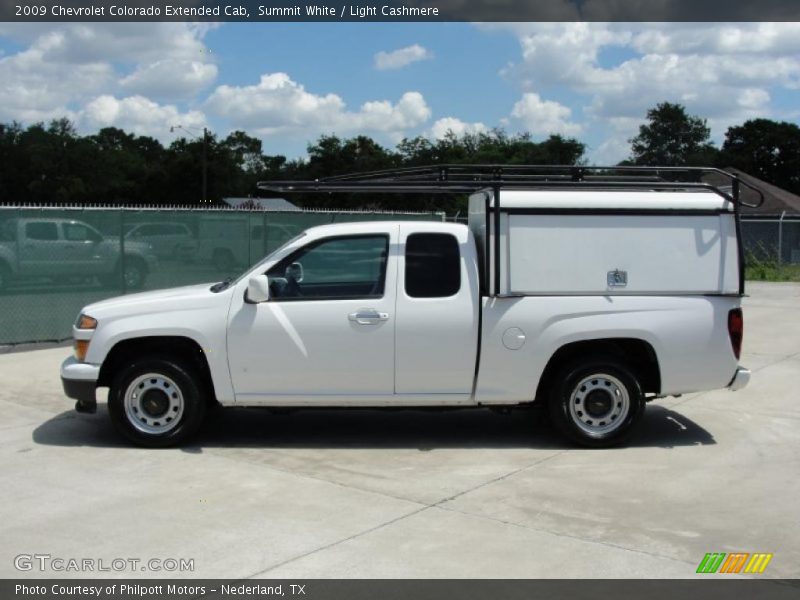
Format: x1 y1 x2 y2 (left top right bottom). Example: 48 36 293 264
76 314 97 330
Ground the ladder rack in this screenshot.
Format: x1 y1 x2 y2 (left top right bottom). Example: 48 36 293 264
258 164 765 208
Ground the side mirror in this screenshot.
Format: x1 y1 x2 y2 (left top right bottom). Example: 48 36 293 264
246 274 270 304
286 262 304 283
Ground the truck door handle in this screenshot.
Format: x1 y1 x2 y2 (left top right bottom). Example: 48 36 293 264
348 309 389 325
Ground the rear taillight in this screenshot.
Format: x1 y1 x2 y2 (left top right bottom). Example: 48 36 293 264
728 308 743 360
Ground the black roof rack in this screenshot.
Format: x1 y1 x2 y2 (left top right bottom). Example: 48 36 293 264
258 164 765 208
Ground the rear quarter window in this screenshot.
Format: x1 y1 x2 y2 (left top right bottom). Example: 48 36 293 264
405 233 461 298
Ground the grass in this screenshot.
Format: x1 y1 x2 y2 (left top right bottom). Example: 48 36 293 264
746 262 800 282
745 245 800 282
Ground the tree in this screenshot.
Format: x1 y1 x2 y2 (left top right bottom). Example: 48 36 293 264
628 102 718 166
720 119 800 194
0 119 586 212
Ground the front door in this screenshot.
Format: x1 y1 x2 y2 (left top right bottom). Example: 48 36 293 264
227 226 397 404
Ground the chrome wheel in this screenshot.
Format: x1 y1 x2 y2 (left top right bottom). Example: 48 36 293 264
124 373 184 435
568 373 630 437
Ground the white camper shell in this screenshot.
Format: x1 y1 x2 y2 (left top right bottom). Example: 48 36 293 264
469 190 740 297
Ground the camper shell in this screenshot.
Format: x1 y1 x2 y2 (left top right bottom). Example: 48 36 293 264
470 189 740 297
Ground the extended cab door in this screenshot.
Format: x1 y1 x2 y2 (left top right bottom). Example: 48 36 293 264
226 225 397 404
394 223 480 400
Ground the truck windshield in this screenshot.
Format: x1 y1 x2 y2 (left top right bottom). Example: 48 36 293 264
210 232 307 293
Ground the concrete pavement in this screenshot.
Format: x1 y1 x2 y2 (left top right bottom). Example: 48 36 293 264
0 282 798 578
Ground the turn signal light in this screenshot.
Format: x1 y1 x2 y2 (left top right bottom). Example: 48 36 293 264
728 308 743 360
74 339 90 362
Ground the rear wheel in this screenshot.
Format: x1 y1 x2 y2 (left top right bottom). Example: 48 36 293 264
548 356 645 448
122 257 146 289
98 258 147 290
108 357 207 447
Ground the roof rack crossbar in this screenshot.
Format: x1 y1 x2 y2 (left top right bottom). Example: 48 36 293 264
258 164 765 208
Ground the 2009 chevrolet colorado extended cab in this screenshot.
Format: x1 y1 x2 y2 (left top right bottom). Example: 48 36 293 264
60 165 757 447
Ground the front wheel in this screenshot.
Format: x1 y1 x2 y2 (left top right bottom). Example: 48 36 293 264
548 357 645 448
108 357 207 447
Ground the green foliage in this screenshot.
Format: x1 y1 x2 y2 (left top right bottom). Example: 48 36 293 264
744 257 800 281
0 121 585 212
628 102 718 166
4 107 799 212
721 119 800 194
744 241 800 282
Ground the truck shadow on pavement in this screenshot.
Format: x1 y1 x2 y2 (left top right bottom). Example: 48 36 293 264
32 404 715 450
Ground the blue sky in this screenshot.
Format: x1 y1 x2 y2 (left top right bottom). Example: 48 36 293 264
1 22 799 163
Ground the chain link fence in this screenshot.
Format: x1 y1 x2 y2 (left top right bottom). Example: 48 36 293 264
741 217 800 264
0 206 442 345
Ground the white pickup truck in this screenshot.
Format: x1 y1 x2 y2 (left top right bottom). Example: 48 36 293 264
0 217 158 290
60 166 756 447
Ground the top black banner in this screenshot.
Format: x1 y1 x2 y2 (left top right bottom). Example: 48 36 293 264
3 0 800 22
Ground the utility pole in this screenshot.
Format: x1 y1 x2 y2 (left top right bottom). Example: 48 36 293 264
202 127 208 203
171 124 211 204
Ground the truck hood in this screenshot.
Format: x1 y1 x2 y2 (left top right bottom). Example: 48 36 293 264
82 283 228 320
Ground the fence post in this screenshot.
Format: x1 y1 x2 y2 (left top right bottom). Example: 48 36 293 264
119 210 127 294
262 211 269 257
778 211 785 265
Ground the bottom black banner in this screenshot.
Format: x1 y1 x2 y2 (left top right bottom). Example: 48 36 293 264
3 580 800 600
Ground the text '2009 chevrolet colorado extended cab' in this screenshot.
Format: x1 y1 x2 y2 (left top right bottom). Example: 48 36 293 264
60 165 754 447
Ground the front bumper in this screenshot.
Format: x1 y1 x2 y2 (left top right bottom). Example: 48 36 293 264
60 356 100 413
728 366 751 391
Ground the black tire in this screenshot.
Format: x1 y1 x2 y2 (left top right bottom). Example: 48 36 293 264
108 356 207 447
547 356 645 448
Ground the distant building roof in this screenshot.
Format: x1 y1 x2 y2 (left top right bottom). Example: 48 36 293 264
702 168 800 216
222 197 301 211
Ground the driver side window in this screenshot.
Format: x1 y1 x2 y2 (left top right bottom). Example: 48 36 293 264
266 235 388 301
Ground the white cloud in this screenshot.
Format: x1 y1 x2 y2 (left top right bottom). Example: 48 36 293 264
588 136 632 166
80 95 206 140
510 93 582 136
205 72 431 137
0 34 113 123
628 22 800 56
120 59 218 99
0 23 216 125
430 117 488 139
500 22 800 130
374 44 433 70
486 22 800 166
0 23 216 65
